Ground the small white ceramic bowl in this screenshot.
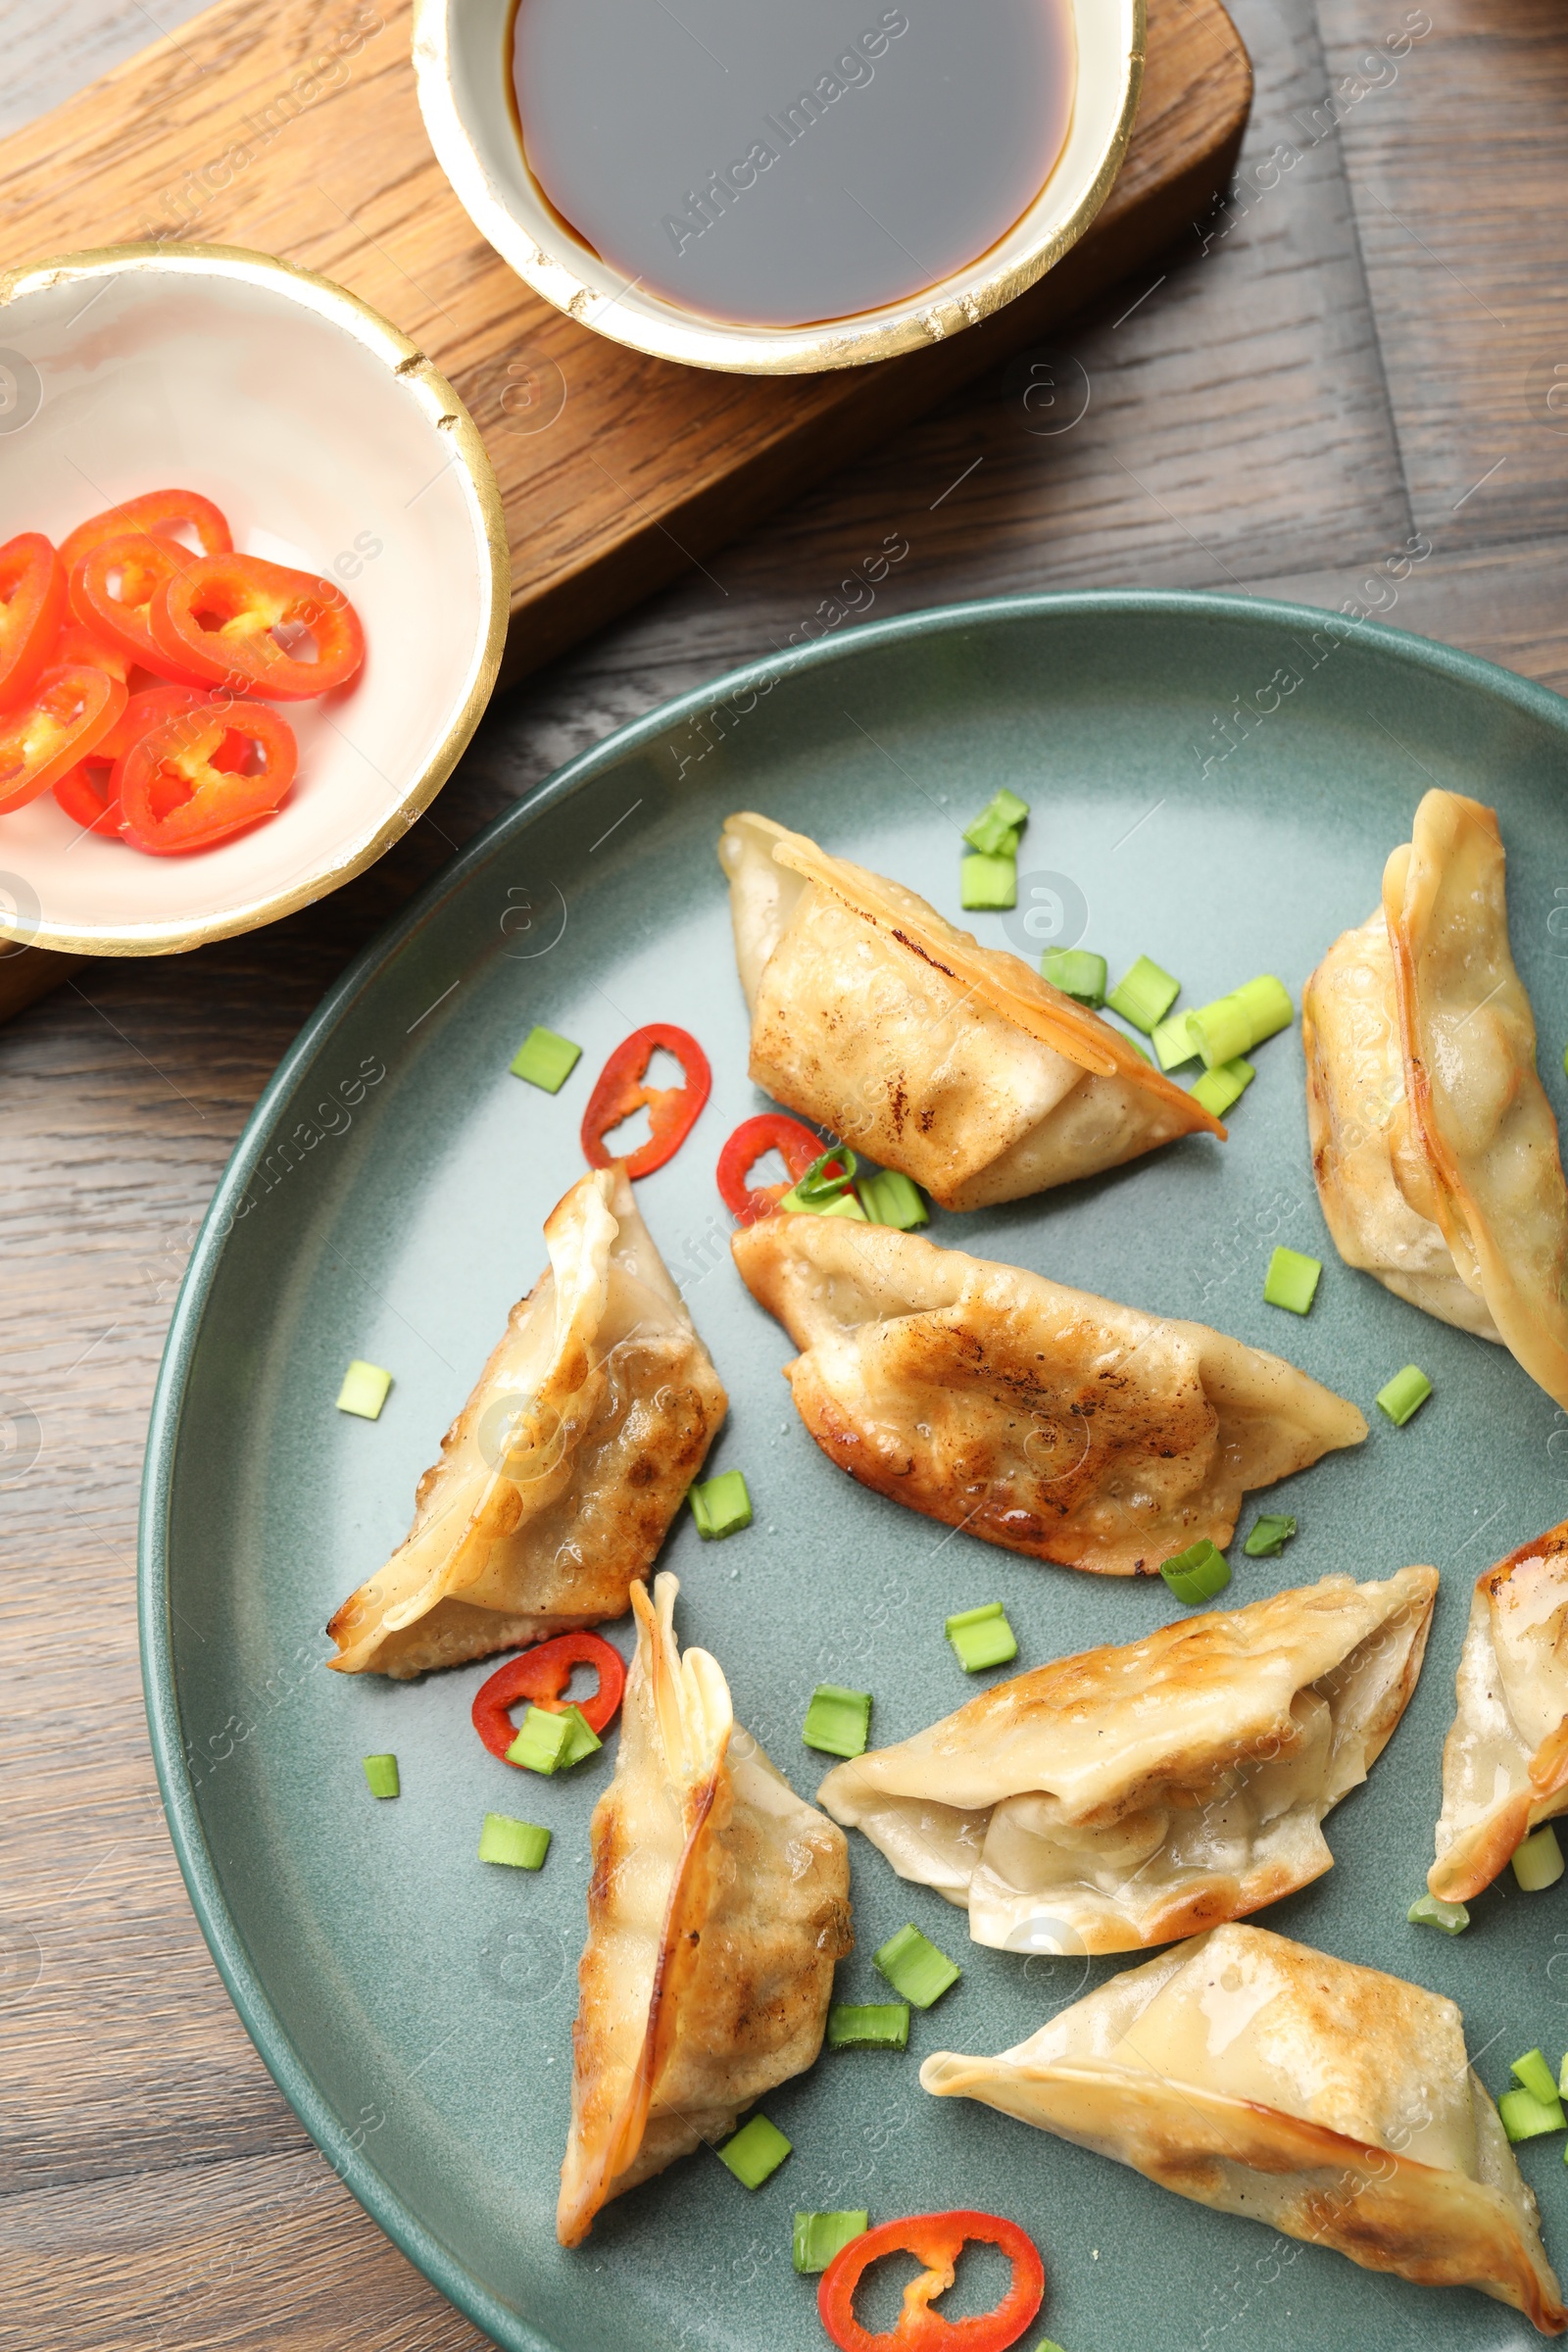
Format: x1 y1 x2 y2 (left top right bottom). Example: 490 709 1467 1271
0 243 510 957
414 0 1145 376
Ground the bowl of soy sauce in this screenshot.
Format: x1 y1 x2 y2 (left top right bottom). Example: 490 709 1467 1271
414 0 1144 374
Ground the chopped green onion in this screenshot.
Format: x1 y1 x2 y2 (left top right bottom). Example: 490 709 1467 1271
336 1359 392 1420
1513 2049 1563 2109
1188 975 1294 1069
716 2114 791 2188
1244 1513 1297 1558
1160 1539 1231 1606
945 1601 1018 1673
1558 2052 1568 2101
802 1685 872 1759
1041 947 1106 1006
794 1146 858 1203
689 1470 753 1540
362 1753 399 1798
780 1185 868 1218
1106 955 1180 1034
1263 1246 1322 1315
477 1812 551 1870
1034 2342 1070 2352
827 2002 910 2049
1407 1892 1469 1934
506 1703 600 1774
960 854 1017 910
857 1170 929 1229
1376 1365 1433 1427
1499 2087 1565 2143
874 1923 961 2009
962 787 1030 857
509 1025 582 1093
556 1705 603 1768
1513 1823 1565 1891
1190 1056 1254 1118
1151 1010 1200 1071
793 2210 869 2273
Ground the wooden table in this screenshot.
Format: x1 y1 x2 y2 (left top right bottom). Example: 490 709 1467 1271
3 1 1565 2343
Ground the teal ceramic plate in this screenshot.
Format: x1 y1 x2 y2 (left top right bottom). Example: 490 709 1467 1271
143 593 1568 2352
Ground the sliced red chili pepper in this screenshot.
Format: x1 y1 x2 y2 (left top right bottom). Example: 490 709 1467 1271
149 553 365 700
59 488 232 574
0 663 127 814
0 533 67 710
716 1112 829 1225
581 1024 711 1179
818 2211 1045 2352
54 684 214 836
52 754 120 835
471 1633 627 1761
116 702 298 855
50 622 133 686
70 533 215 686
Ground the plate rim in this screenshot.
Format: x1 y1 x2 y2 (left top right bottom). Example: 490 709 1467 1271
137 585 1568 2351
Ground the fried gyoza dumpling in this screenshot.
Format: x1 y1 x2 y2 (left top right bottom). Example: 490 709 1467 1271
1430 1519 1568 1903
732 1213 1367 1575
558 1573 852 2246
328 1169 726 1677
922 1922 1567 2334
1304 788 1568 1405
719 812 1221 1210
819 1569 1436 1953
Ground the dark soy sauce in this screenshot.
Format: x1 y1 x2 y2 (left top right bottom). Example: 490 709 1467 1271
510 0 1077 329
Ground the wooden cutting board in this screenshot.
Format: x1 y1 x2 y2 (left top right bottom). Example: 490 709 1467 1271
0 0 1250 1015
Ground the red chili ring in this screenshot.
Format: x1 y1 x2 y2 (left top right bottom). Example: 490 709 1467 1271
715 1111 833 1224
471 1632 626 1761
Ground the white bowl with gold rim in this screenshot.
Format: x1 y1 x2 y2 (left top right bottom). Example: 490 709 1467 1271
0 243 510 958
414 0 1145 376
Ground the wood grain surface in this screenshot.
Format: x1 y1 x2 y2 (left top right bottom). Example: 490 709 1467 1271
4 0 1568 2347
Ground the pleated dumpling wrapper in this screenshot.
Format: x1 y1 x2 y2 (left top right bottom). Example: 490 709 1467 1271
922 1922 1567 2334
1303 787 1568 1403
731 1213 1367 1576
1430 1518 1568 1902
819 1568 1437 1954
719 812 1222 1210
558 1572 853 2246
328 1168 727 1677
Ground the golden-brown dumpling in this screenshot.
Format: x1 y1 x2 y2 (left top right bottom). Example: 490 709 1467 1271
558 1573 852 2246
1304 788 1568 1403
922 1922 1567 2334
328 1168 726 1677
818 1569 1436 1952
1430 1518 1568 1903
719 812 1221 1210
732 1212 1367 1576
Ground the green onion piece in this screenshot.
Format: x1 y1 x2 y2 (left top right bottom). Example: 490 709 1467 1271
1151 1010 1200 1071
1376 1364 1433 1427
959 854 1017 910
1407 1891 1469 1934
688 1469 753 1540
857 1170 929 1230
336 1359 392 1420
556 1704 603 1770
826 2002 910 2050
1034 2342 1070 2352
1188 975 1294 1069
1106 955 1180 1034
506 1705 574 1776
1558 2051 1568 2101
780 1184 868 1219
802 1684 873 1759
1499 2086 1565 2143
945 1601 1018 1672
508 1024 582 1093
962 787 1030 857
716 2114 792 2188
794 1146 858 1203
1513 2049 1563 2109
874 1923 961 2008
793 2211 869 2274
1160 1539 1231 1606
362 1753 399 1798
1041 947 1107 1006
1243 1513 1297 1558
477 1812 551 1869
1189 1056 1254 1118
1513 1823 1565 1891
1263 1246 1323 1315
